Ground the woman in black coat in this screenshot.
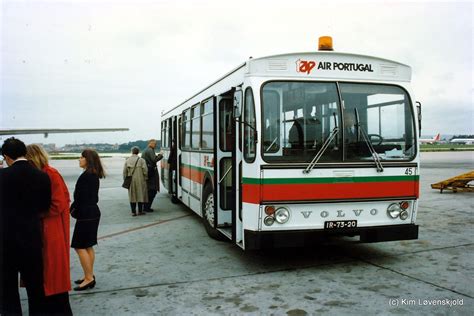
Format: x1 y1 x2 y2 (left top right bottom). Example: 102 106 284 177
71 149 105 291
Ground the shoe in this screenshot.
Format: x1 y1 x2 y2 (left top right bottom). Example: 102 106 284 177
74 275 95 285
74 279 96 291
132 213 137 217
145 208 154 213
138 211 146 215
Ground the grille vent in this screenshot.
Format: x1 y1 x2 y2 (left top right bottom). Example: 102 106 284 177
380 64 397 76
267 59 288 71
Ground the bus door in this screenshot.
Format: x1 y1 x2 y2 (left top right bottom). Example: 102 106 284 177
180 109 192 207
215 95 234 239
233 88 244 245
169 116 178 202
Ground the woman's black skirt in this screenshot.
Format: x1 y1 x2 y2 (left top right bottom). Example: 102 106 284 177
71 216 100 249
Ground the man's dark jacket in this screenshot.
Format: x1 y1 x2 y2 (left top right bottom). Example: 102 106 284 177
0 160 51 314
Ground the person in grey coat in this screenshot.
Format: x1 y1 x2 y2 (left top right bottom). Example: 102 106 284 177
123 147 148 216
141 139 163 212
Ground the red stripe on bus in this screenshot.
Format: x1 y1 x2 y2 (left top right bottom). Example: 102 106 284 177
242 182 419 204
161 160 170 170
180 166 205 184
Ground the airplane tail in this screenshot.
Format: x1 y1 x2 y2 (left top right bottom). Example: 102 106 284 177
434 133 441 141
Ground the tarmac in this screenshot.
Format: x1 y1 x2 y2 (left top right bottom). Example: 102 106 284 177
19 151 474 315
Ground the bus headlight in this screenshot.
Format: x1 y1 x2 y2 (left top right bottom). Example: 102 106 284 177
387 203 401 219
264 216 275 226
275 207 290 224
400 210 409 220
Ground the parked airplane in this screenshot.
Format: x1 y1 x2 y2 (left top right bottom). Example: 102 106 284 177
0 128 129 138
450 138 474 145
419 133 441 144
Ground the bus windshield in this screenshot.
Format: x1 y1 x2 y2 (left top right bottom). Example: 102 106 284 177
262 81 416 163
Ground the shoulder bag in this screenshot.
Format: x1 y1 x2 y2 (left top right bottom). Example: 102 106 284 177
122 157 139 189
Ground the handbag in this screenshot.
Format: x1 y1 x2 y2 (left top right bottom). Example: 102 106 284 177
122 157 139 189
122 176 132 189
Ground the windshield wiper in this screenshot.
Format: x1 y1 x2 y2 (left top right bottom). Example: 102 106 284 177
354 109 384 172
303 113 339 174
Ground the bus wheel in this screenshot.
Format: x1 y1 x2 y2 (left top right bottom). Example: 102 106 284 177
171 194 180 204
202 184 226 241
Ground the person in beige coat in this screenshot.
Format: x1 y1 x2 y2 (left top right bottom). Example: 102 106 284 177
123 147 148 216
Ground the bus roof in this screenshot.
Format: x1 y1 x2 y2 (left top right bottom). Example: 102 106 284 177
162 51 411 117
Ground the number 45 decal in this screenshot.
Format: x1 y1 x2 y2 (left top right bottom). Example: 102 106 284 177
405 168 414 175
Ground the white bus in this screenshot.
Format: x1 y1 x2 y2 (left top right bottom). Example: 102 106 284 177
160 37 420 250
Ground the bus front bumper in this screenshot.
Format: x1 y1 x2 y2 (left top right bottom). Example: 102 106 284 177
244 224 419 250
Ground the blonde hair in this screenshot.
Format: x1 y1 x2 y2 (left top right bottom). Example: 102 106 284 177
26 144 49 170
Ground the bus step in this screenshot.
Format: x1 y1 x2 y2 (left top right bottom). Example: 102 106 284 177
218 227 232 239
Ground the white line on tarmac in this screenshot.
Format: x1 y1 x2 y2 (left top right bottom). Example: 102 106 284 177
97 214 191 241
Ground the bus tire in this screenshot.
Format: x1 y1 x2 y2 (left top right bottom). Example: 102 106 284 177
171 194 180 204
202 184 226 241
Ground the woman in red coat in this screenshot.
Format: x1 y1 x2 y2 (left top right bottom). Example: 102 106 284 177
26 144 72 315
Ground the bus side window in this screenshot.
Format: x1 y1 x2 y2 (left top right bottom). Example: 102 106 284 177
201 98 214 150
220 99 233 152
263 90 280 153
244 87 256 162
178 116 182 150
191 105 200 150
183 109 191 149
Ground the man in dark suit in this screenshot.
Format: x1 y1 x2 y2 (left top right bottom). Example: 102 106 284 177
0 137 51 315
142 139 163 212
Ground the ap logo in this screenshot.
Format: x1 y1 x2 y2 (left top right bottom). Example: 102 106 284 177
296 59 316 75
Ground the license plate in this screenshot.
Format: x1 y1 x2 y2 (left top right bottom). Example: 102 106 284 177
324 220 357 229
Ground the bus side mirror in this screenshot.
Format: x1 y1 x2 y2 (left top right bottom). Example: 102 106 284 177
233 89 242 118
416 101 422 137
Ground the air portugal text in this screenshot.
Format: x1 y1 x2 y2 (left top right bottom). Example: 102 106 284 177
297 60 374 75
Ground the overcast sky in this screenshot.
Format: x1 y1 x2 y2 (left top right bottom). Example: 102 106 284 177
1 0 472 146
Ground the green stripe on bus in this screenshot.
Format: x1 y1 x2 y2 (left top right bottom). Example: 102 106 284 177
242 175 419 185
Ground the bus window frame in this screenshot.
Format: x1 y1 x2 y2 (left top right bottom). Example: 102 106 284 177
190 103 201 150
261 89 281 154
167 117 173 149
259 80 342 164
200 96 214 153
259 80 417 164
182 108 192 150
338 81 417 162
161 121 166 149
219 98 234 153
178 115 183 150
243 87 257 163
